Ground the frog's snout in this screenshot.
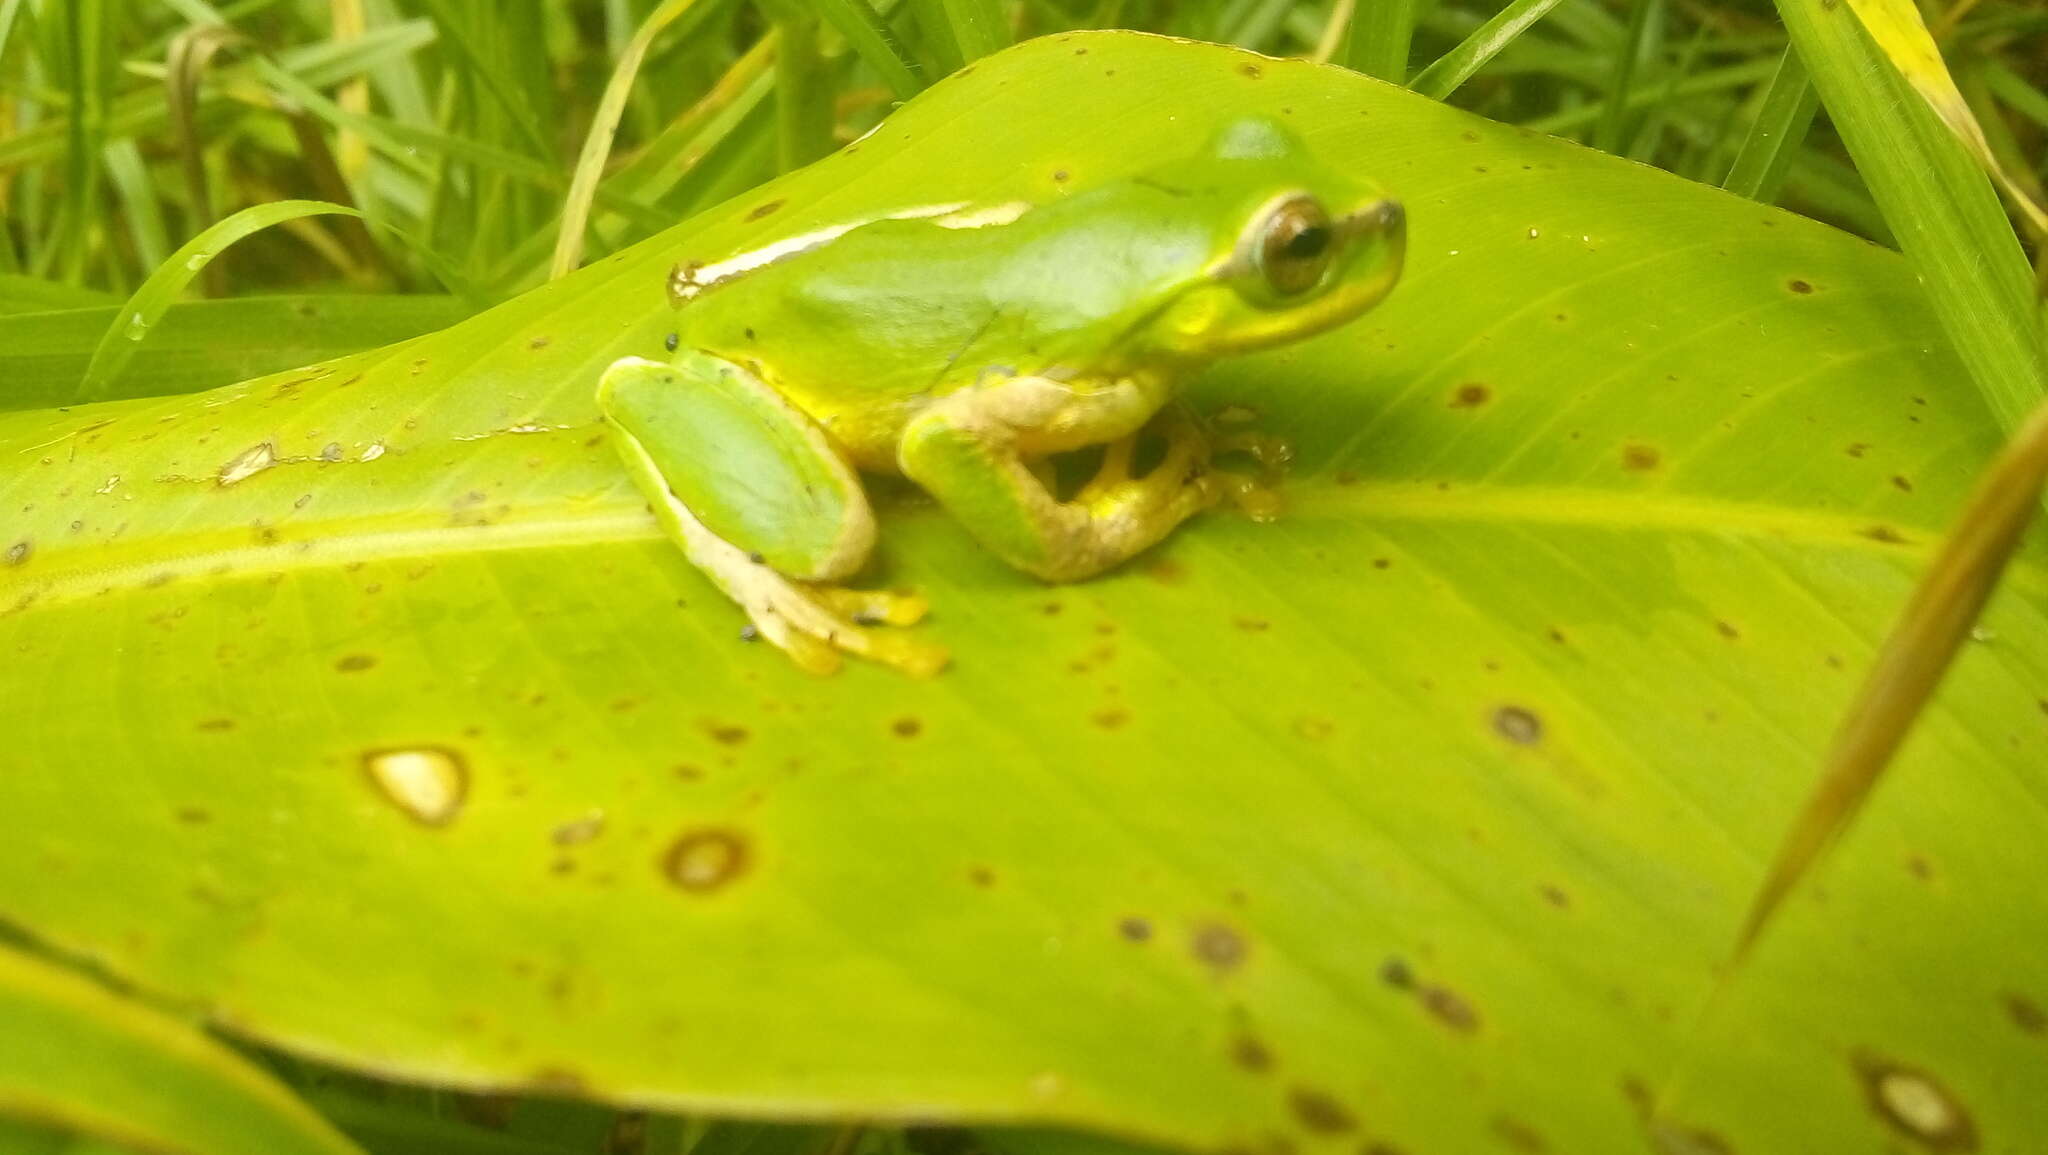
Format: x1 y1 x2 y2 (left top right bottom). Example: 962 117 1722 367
1375 200 1405 239
1344 198 1404 247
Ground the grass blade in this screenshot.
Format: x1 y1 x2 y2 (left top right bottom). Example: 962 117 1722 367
810 0 924 100
79 201 363 401
1722 46 1820 201
549 0 711 280
1841 0 2048 236
937 0 1010 64
1733 397 2048 960
1345 0 1417 82
1774 0 2045 433
1409 0 1565 102
1595 0 1664 154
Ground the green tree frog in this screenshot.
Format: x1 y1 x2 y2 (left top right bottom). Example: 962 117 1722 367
597 115 1404 676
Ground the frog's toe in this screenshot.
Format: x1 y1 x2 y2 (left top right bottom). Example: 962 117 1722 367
1215 468 1285 523
1212 429 1294 469
819 585 930 627
738 572 947 678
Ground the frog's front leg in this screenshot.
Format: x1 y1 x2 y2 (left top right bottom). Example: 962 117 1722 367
899 375 1218 582
599 355 947 677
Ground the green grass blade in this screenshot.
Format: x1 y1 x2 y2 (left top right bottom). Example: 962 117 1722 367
98 139 171 280
937 0 1011 64
550 0 713 280
1344 0 1417 82
1981 60 2048 135
1734 396 2048 962
1722 46 1820 201
1594 0 1664 154
0 942 361 1155
0 295 473 409
757 1 833 174
1410 0 1565 102
1774 0 2045 432
810 0 925 100
0 274 115 315
78 201 363 401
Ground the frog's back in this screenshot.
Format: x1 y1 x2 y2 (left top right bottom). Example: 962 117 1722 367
673 187 1214 466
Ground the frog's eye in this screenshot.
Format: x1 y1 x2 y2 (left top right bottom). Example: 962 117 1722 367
1255 196 1335 297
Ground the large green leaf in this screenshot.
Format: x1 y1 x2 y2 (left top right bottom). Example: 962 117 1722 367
0 30 2041 1155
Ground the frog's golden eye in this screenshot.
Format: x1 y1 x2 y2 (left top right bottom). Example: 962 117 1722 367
1256 196 1335 296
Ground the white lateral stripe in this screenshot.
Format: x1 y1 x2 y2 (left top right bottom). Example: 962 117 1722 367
933 200 1033 229
672 202 978 301
669 200 1036 302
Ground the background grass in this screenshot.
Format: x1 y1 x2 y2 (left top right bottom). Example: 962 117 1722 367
3 0 2041 307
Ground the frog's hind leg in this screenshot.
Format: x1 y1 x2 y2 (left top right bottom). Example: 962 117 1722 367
598 354 946 677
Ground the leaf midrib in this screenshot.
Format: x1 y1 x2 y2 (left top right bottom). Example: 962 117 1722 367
4 477 2019 616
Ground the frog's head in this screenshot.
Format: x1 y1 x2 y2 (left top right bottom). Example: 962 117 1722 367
1139 115 1404 358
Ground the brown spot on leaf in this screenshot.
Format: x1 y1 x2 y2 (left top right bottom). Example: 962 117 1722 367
702 721 749 745
1235 617 1270 632
1862 524 1908 544
1715 620 1740 640
1379 956 1415 989
968 865 995 888
523 1067 589 1095
1853 1051 1977 1151
4 540 28 566
1288 1087 1355 1133
1240 62 1262 77
527 335 550 350
1539 883 1570 908
1892 474 1914 492
1491 1116 1545 1152
2003 992 2045 1036
1492 705 1542 745
174 806 211 825
891 716 922 738
1192 922 1248 971
1231 1035 1274 1072
1450 382 1491 408
1846 442 1869 458
196 718 236 732
662 828 749 894
1420 983 1480 1033
1622 443 1661 471
1788 278 1814 294
1117 916 1152 942
745 199 785 221
1092 706 1131 730
1146 558 1187 584
334 653 377 673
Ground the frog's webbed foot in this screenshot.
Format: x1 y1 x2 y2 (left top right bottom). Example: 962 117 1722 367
1207 406 1293 523
680 503 948 678
1073 405 1221 524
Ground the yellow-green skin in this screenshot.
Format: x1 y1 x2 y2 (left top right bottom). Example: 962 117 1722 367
597 115 1404 674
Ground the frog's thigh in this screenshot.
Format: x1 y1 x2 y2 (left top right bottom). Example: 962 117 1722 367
899 375 1207 582
597 352 873 581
